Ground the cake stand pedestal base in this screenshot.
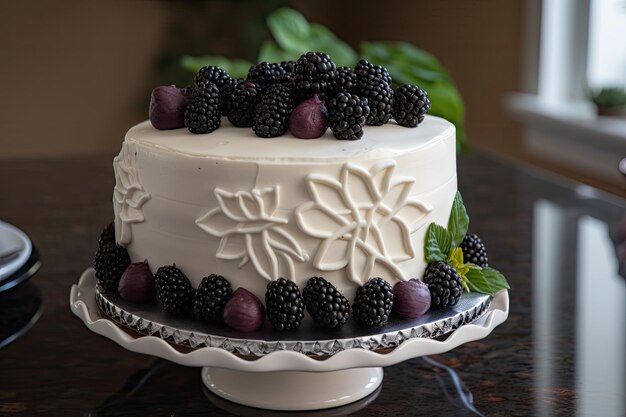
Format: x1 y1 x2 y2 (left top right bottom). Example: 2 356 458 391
201 366 384 411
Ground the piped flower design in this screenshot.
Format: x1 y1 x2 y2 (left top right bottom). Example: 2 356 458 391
295 161 432 285
113 144 150 245
196 186 308 281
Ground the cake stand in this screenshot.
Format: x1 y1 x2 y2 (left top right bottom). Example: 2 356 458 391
70 268 509 411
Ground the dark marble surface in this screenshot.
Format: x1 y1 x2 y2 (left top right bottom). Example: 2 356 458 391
0 153 624 416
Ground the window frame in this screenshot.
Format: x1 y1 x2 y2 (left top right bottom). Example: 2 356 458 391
507 0 626 190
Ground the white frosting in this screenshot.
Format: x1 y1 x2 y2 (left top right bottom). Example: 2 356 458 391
125 116 454 162
114 116 457 300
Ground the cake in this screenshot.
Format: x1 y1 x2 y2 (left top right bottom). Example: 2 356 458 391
93 52 508 332
113 116 456 302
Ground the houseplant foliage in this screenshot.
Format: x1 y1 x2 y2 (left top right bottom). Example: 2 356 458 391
181 7 467 150
589 87 626 117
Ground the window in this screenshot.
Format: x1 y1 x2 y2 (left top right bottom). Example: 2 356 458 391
587 0 626 89
507 0 626 191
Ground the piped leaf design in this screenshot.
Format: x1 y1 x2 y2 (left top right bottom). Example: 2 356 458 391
296 161 432 285
113 144 150 245
196 186 308 281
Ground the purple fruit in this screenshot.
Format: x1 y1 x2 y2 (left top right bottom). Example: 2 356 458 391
393 279 431 319
118 261 156 303
289 95 329 139
149 85 190 130
223 288 265 332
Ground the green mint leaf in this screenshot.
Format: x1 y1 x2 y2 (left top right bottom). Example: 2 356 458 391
482 267 511 291
465 266 510 295
447 248 473 292
447 247 464 267
447 248 472 278
447 191 469 248
424 223 452 262
465 267 487 293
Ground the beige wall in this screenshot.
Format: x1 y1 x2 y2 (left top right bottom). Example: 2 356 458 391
298 0 526 158
0 0 526 159
0 1 169 158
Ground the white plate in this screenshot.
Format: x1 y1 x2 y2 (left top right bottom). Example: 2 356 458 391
0 221 32 281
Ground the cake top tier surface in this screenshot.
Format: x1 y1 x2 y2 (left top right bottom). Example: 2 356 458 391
125 115 454 162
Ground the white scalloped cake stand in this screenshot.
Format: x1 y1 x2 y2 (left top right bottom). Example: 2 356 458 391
70 268 509 411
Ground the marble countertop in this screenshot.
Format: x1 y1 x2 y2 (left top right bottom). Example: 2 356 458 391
0 152 624 416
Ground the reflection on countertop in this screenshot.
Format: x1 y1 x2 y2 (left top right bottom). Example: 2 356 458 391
532 189 625 417
0 282 43 349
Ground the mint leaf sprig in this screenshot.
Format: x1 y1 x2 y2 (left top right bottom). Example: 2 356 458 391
424 192 510 295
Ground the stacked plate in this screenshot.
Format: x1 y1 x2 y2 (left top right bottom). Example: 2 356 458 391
0 220 40 293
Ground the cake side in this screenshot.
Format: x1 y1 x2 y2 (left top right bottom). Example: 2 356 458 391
113 116 457 300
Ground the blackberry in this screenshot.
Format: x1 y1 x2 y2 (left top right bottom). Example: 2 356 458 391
155 265 194 315
295 52 336 80
195 66 233 92
393 84 431 127
218 78 237 116
302 277 350 328
195 67 235 116
353 277 394 327
332 67 358 95
423 261 463 308
94 243 130 292
246 62 286 90
184 81 221 134
265 278 305 331
328 92 370 140
460 233 489 267
98 222 115 248
294 52 336 101
225 81 262 127
360 81 394 125
354 59 392 88
274 62 296 88
252 84 294 138
279 60 296 74
194 274 233 322
275 73 296 89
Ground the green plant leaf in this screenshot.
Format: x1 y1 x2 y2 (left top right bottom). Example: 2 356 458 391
229 59 256 79
447 191 469 247
465 266 510 295
360 42 449 80
589 87 626 107
393 42 449 73
264 8 357 67
266 8 311 53
258 40 297 63
428 82 465 125
427 82 466 152
308 24 357 67
180 55 252 79
359 41 467 152
424 223 452 262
